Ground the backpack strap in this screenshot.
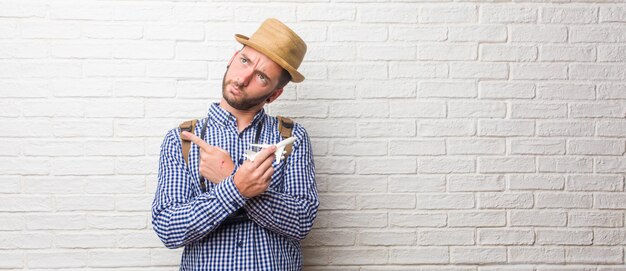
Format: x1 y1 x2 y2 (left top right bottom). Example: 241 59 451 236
179 119 198 165
276 116 294 158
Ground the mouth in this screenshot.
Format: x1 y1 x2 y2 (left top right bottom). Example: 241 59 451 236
229 84 242 96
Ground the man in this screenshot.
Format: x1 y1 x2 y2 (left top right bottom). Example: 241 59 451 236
151 18 319 270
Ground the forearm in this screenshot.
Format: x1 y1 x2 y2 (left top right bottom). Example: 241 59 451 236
152 177 246 248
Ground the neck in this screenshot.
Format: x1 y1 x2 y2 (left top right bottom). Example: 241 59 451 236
219 99 264 133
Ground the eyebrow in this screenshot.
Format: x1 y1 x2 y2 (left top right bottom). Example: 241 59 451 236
240 52 273 83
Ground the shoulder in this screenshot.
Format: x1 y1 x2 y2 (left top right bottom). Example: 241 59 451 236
268 115 310 147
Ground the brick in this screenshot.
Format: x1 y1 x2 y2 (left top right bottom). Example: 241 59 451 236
307 45 356 61
358 194 416 209
329 63 387 80
480 44 537 62
82 23 143 39
234 7 296 23
511 25 567 42
390 62 448 78
478 229 534 245
150 248 183 266
111 3 172 21
55 232 116 248
510 139 566 155
85 140 144 156
390 139 445 156
88 249 151 267
53 158 115 175
57 196 115 211
0 196 53 212
326 176 387 193
115 195 153 211
115 119 188 137
419 43 477 61
537 229 592 245
511 63 568 80
21 100 84 118
570 102 625 118
145 100 212 118
359 230 416 246
569 139 625 155
0 41 48 59
567 175 623 191
21 22 81 39
172 4 231 21
416 193 474 210
27 251 87 268
537 120 594 137
175 81 220 99
596 158 626 173
330 248 389 265
540 7 598 23
389 175 446 193
117 231 163 248
144 23 204 41
330 212 387 228
329 102 387 118
448 138 505 155
359 6 418 23
478 82 535 99
302 248 329 266
24 140 83 156
358 81 416 98
535 193 592 208
536 83 595 100
330 25 387 41
85 99 144 118
0 176 20 193
298 83 356 99
448 175 504 192
596 193 626 209
418 81 476 98
51 79 113 97
479 120 534 136
418 229 474 245
540 45 595 62
0 158 49 175
0 232 52 249
569 211 623 227
570 64 626 80
51 42 112 59
389 212 447 227
298 6 355 21
358 121 415 137
357 158 416 174
509 247 565 264
480 6 537 23
594 229 626 245
0 1 46 17
508 175 564 190
26 214 85 230
449 25 507 42
389 26 447 41
599 45 626 62
87 214 146 229
448 211 505 227
332 140 387 156
570 26 626 42
538 157 593 173
0 101 20 117
510 210 567 226
146 61 207 79
478 192 533 209
600 6 626 22
420 6 477 23
451 247 506 264
83 61 144 77
511 102 567 118
313 192 353 210
0 251 22 268
450 62 508 79
418 157 475 173
298 120 356 138
304 230 356 247
479 157 535 173
361 44 416 61
566 247 623 264
419 120 475 137
389 247 449 264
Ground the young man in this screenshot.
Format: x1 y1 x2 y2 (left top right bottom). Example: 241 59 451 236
151 18 319 270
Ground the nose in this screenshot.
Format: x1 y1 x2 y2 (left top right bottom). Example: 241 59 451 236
236 66 254 87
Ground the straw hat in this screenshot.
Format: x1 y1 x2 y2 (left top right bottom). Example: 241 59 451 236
235 18 307 83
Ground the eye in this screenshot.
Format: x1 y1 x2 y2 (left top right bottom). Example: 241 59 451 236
257 73 268 84
240 57 248 64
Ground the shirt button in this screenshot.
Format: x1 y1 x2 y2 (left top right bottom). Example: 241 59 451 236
237 241 243 248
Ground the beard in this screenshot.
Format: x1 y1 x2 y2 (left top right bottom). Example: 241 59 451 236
222 70 274 111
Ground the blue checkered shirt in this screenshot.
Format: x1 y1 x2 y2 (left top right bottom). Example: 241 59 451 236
152 103 319 270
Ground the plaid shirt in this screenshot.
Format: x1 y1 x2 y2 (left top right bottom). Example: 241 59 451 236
152 103 319 270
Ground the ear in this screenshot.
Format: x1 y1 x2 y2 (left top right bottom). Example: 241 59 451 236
266 88 284 104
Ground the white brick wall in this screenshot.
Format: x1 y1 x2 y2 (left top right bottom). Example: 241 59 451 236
2 0 626 270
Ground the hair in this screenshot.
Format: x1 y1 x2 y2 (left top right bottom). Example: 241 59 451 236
276 69 291 89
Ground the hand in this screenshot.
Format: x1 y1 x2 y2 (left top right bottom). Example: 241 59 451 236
233 145 276 198
181 131 235 184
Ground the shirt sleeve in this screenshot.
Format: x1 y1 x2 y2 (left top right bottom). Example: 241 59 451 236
243 124 319 241
151 128 247 249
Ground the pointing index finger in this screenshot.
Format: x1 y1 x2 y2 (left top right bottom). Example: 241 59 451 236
181 131 213 151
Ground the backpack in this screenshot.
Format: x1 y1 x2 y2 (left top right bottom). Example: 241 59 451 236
179 116 295 166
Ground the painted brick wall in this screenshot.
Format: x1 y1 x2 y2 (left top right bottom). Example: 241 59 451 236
1 0 626 270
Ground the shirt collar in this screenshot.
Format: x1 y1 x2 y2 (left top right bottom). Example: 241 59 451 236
208 102 266 129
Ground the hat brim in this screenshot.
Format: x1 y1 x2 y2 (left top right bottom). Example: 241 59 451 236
235 34 305 83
